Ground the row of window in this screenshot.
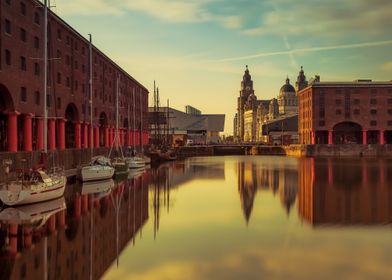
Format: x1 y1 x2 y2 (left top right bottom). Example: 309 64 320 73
4 50 41 75
5 0 40 23
318 120 390 127
324 89 392 95
334 98 392 105
333 109 392 116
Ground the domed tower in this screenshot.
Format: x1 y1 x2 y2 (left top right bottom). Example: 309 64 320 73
237 65 255 141
296 66 308 92
278 77 298 115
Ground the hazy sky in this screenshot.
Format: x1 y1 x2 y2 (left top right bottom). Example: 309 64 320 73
53 0 392 134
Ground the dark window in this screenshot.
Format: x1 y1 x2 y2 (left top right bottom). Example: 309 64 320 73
34 12 40 25
388 121 392 126
74 42 78 50
57 97 61 109
354 109 360 115
82 84 85 93
34 62 40 76
5 49 11 65
335 99 341 105
20 28 26 42
20 56 26 70
57 29 62 40
5 19 11 34
336 109 341 115
82 47 85 55
354 89 360 94
370 109 377 115
370 98 377 105
6 0 11 5
388 99 392 105
57 72 61 84
66 35 70 45
66 77 70 87
34 36 39 48
388 109 392 115
81 64 85 73
389 89 392 94
20 87 27 102
353 99 360 105
66 55 70 65
20 2 26 15
370 120 377 126
94 108 97 117
34 255 40 269
35 91 40 105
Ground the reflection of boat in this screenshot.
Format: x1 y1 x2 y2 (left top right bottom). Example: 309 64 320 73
0 197 66 225
79 156 115 182
0 170 66 206
82 179 114 199
128 168 145 180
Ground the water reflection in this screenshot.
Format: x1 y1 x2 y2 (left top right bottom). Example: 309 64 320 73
298 158 392 226
0 172 149 280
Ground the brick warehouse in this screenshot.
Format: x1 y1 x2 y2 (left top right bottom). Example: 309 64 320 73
298 80 392 145
0 0 149 153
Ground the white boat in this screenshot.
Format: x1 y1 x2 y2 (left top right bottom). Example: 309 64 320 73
127 155 145 169
80 156 115 182
0 196 66 225
79 35 115 182
0 170 66 206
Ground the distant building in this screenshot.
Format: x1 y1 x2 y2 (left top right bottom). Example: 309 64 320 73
149 106 225 146
185 105 201 115
298 80 392 144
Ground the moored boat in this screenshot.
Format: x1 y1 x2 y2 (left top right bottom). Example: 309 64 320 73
79 156 115 182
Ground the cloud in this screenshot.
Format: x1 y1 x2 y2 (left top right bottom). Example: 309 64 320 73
216 39 392 62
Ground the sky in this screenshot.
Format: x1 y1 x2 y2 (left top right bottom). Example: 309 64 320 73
51 0 392 134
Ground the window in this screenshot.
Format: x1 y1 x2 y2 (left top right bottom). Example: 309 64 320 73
57 72 61 84
354 109 360 115
57 29 62 40
388 99 392 105
336 109 342 115
6 0 11 5
5 49 11 65
335 89 342 94
20 56 26 70
353 99 360 105
81 64 85 73
34 62 40 76
335 99 342 105
370 120 377 126
370 109 377 115
34 12 40 25
56 49 61 59
20 263 27 279
82 47 85 55
389 89 392 94
66 77 70 87
20 2 26 15
35 91 40 105
66 35 70 45
5 19 11 34
370 98 377 105
66 55 70 65
34 36 39 48
388 120 392 126
20 28 26 42
57 97 61 109
20 87 27 102
74 42 78 50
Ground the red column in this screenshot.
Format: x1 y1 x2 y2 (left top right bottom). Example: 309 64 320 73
83 123 89 148
311 131 315 145
111 127 115 146
362 130 367 145
48 118 56 151
7 112 18 152
48 215 56 234
94 126 99 148
104 127 109 148
23 114 33 152
58 118 66 150
36 118 44 150
57 210 66 229
74 194 81 219
82 194 89 214
75 122 81 149
89 124 94 148
380 130 385 145
328 130 333 145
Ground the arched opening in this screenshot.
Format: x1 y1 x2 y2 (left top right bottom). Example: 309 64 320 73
65 103 79 148
0 84 15 151
99 112 108 146
333 122 362 144
385 131 392 144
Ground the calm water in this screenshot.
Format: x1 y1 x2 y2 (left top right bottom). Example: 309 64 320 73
1 156 392 279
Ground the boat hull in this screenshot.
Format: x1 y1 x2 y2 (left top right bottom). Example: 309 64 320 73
80 165 115 182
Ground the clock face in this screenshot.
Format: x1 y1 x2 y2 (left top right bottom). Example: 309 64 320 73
246 86 251 91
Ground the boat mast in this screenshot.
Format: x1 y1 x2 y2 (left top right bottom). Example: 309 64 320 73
89 34 93 158
43 0 48 154
153 81 157 146
140 88 143 152
167 99 170 147
133 88 136 153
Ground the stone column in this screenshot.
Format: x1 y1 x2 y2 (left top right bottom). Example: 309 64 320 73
7 112 18 152
380 130 385 145
58 118 66 150
328 130 333 145
23 114 33 152
48 118 56 150
362 130 367 145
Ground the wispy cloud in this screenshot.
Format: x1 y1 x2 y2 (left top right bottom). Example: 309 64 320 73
216 40 392 62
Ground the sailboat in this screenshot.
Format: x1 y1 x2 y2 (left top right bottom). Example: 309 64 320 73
109 76 129 176
139 88 151 164
0 0 66 206
126 88 145 169
79 34 114 182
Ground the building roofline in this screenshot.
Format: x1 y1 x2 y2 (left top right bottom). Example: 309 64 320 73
35 0 149 92
299 81 392 93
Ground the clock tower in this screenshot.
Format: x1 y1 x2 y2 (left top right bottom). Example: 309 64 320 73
236 65 255 141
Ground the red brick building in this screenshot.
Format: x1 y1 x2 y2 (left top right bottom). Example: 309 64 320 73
0 0 149 153
298 80 392 145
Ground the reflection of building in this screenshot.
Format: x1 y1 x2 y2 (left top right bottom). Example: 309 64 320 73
237 161 258 223
0 174 149 279
0 0 149 153
298 80 392 144
298 158 392 225
148 106 225 146
234 66 306 144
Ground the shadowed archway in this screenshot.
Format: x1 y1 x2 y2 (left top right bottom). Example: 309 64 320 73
99 112 108 146
0 84 15 151
333 122 362 144
65 103 79 148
